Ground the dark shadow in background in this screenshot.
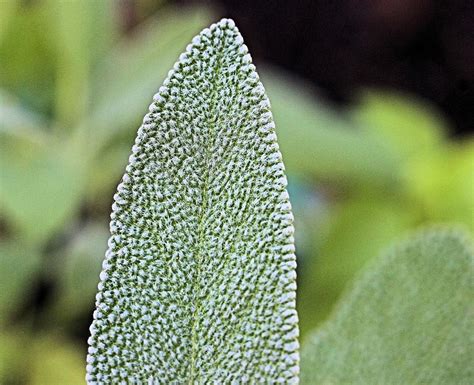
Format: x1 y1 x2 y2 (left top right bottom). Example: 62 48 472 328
178 0 473 135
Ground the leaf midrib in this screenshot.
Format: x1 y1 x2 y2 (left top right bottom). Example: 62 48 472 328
188 39 225 383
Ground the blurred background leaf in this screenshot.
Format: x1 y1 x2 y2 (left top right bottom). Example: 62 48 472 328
264 71 402 187
300 227 474 384
83 6 211 152
0 2 56 118
0 132 87 245
28 335 85 385
297 190 415 335
0 331 87 385
47 0 118 128
0 0 19 45
0 242 41 326
48 222 109 326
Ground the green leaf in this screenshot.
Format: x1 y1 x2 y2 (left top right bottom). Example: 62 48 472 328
0 90 48 142
84 142 131 205
0 241 41 325
0 331 87 385
50 222 108 324
352 89 446 158
406 140 474 233
0 0 19 45
297 191 414 336
87 19 299 383
0 133 87 245
75 7 212 203
0 330 29 383
29 335 86 385
301 227 474 384
82 6 212 153
47 0 117 127
0 2 57 116
262 71 401 187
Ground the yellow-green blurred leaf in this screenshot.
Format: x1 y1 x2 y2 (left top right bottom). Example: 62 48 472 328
83 5 213 152
47 0 118 127
298 191 414 336
0 0 19 44
0 2 56 116
0 330 29 384
353 89 447 158
0 133 87 245
85 142 130 205
263 71 402 187
29 335 85 385
407 139 474 232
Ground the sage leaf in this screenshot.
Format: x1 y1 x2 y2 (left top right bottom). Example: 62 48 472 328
301 227 474 384
87 18 299 384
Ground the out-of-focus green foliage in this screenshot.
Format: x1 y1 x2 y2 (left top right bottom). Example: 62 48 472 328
0 125 87 244
49 223 109 324
0 3 212 248
264 73 401 186
0 330 27 384
29 336 86 385
0 1 472 383
0 331 85 384
297 191 415 334
0 241 41 325
301 227 474 384
296 89 474 335
355 90 474 231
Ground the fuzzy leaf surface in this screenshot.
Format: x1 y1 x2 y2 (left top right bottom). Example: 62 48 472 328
301 228 474 384
87 18 299 384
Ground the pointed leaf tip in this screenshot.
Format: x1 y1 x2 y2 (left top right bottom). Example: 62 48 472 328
87 19 298 383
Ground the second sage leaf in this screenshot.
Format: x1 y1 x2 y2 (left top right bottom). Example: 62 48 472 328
301 228 474 384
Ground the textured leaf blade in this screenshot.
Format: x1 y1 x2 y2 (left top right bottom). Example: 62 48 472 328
87 19 299 383
300 228 474 384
